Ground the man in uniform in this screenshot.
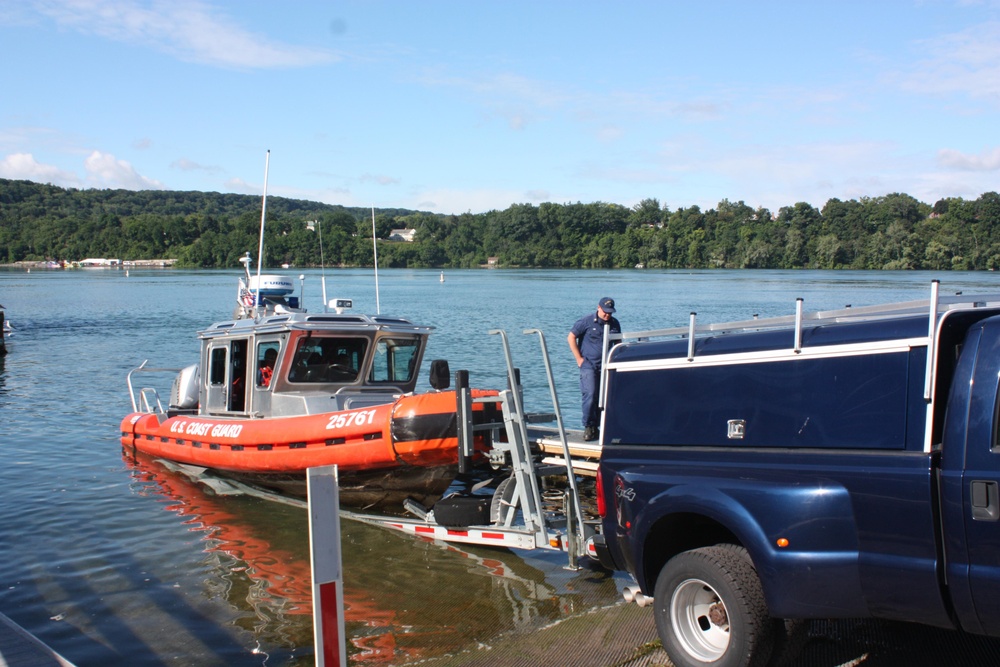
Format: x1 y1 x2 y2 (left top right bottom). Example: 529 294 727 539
568 297 621 441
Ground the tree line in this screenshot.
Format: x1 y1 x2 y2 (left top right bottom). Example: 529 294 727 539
2 178 999 270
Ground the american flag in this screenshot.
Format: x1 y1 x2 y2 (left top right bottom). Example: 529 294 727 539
238 279 255 307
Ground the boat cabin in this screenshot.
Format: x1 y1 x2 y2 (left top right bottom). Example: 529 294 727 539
171 311 436 419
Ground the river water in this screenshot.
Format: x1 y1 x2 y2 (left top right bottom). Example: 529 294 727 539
1 266 999 666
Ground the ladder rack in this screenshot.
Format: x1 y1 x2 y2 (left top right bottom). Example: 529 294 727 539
616 283 1000 346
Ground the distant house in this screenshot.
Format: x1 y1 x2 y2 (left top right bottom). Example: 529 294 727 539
487 257 499 267
389 229 416 242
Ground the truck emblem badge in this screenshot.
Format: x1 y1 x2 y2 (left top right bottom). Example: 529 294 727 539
727 419 746 440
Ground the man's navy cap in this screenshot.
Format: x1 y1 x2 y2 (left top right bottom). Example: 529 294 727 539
599 297 616 314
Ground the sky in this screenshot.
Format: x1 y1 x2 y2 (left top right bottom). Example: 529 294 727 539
1 1 999 217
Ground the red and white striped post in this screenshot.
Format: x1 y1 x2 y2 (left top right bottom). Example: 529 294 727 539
308 465 347 666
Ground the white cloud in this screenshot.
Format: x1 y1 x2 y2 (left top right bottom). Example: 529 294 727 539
596 125 624 143
84 150 164 189
171 157 222 174
412 187 530 215
360 173 400 186
899 21 1000 102
937 146 1000 170
0 152 80 186
32 0 337 69
223 177 259 195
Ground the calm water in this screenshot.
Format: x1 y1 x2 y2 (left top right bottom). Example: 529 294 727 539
1 266 999 666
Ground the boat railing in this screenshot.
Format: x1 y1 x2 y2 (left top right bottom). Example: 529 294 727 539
127 360 183 413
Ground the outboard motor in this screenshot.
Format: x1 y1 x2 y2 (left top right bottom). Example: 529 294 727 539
169 364 200 413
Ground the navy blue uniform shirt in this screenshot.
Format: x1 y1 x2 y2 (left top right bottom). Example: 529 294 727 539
571 312 621 368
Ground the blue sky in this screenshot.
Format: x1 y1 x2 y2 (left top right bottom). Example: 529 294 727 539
2 1 999 216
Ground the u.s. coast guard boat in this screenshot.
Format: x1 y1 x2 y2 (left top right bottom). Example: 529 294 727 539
121 253 500 507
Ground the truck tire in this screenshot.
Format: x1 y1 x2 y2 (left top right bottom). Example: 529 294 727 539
711 544 809 666
654 546 775 667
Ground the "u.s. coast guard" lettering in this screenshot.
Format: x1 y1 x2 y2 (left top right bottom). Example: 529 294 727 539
169 420 244 439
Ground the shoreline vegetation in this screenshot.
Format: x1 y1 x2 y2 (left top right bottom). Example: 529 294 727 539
3 178 1000 271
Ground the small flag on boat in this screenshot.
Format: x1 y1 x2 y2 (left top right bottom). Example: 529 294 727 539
238 279 255 307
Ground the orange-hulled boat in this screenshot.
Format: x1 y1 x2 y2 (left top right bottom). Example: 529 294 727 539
122 255 500 507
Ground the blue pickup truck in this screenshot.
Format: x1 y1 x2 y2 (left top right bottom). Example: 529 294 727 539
594 283 1000 667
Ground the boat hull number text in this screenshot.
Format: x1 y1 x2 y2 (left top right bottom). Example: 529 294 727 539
327 409 378 431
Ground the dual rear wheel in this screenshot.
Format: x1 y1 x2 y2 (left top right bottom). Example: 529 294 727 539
653 545 803 667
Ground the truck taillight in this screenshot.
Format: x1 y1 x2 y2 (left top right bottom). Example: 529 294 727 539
595 466 606 517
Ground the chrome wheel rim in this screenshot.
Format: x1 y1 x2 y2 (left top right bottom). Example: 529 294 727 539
670 577 730 661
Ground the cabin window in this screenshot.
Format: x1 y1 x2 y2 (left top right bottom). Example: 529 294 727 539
369 337 419 384
209 347 227 385
256 341 281 388
288 337 368 383
228 339 249 412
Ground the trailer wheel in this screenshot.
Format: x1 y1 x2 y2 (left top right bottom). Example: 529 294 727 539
654 546 774 667
490 476 517 525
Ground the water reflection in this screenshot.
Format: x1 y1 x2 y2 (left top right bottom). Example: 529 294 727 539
123 451 621 665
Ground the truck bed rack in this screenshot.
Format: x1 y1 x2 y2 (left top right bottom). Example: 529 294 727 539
619 283 1000 346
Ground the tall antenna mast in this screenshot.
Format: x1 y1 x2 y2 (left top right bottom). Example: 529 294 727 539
255 149 270 313
317 219 328 312
372 206 381 315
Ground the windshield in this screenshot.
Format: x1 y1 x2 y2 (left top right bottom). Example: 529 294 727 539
368 337 420 384
288 337 368 383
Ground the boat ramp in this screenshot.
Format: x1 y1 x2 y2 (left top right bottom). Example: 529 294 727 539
0 612 75 667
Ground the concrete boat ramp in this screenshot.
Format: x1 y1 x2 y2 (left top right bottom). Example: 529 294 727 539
0 612 75 666
398 610 1000 667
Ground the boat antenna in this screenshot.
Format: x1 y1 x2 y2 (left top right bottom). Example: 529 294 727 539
317 219 328 312
255 149 270 315
372 206 381 314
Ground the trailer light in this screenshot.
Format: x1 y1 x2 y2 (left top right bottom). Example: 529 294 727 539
776 538 789 548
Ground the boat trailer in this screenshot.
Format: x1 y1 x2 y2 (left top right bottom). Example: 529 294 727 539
341 328 599 568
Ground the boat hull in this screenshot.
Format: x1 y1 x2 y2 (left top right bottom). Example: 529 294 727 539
120 389 500 506
208 464 460 508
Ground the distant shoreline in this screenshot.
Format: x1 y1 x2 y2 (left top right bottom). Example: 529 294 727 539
0 259 178 269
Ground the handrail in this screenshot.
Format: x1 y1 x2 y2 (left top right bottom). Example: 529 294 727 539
923 280 940 402
525 328 586 538
126 361 183 412
489 329 547 538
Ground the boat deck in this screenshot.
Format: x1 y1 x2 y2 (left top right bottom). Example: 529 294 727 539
0 612 75 667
